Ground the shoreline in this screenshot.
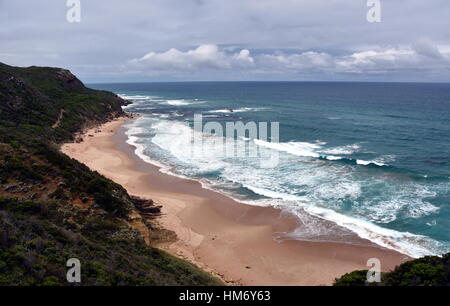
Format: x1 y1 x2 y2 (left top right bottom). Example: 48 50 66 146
61 115 410 286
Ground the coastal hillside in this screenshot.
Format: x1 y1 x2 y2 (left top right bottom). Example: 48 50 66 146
335 253 450 286
0 62 127 142
0 63 222 285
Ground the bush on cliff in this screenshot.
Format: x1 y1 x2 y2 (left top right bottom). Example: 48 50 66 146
0 62 222 286
334 253 450 286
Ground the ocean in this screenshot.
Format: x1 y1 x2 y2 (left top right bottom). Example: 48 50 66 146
90 82 450 258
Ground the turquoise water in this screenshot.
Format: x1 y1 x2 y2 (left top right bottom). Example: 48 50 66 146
91 82 450 257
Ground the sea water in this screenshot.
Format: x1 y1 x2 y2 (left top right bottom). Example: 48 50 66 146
90 82 450 258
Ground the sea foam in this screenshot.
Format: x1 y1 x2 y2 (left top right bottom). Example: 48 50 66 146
122 117 446 258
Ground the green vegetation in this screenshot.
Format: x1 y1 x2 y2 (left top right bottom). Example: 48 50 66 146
0 62 125 143
334 253 450 286
0 197 220 285
0 62 222 286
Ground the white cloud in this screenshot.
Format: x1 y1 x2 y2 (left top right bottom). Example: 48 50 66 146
3 1 450 81
128 43 450 78
233 49 254 65
260 51 333 70
412 39 443 60
335 43 450 74
336 48 418 73
130 44 254 71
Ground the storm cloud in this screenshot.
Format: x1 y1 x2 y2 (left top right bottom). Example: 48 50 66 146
1 0 450 82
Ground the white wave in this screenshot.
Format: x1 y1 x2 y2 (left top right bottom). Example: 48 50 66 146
143 112 171 118
124 119 185 177
123 117 446 258
171 111 184 117
324 155 343 161
239 184 443 258
321 144 360 155
118 94 165 110
356 155 396 167
427 220 437 227
208 107 266 113
356 159 386 166
254 139 321 158
364 184 439 223
253 140 392 169
150 119 230 174
253 139 362 162
165 99 205 106
299 202 442 258
165 99 191 106
317 181 362 202
118 94 154 100
242 184 300 201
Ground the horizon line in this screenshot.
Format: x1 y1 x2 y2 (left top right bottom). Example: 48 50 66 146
86 80 450 85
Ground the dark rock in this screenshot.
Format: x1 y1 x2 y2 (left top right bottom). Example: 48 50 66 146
115 94 132 107
140 206 161 214
4 185 18 193
130 196 161 217
131 196 154 207
56 69 85 90
29 193 38 200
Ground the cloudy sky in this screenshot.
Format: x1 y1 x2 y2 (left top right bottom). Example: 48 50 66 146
1 0 450 83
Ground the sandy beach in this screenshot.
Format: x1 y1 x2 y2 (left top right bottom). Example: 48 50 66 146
61 115 410 286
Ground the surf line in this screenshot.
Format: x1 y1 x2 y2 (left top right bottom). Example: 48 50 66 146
192 113 280 169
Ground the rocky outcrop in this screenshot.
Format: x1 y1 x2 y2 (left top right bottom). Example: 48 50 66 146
55 68 85 90
131 196 162 218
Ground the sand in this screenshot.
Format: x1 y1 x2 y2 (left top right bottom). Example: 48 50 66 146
61 116 410 286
